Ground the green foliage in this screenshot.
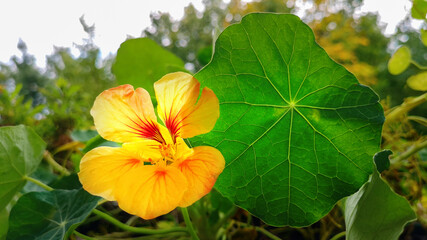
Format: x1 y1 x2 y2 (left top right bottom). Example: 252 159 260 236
7 188 99 240
345 151 416 240
0 125 46 210
112 38 186 97
193 13 384 226
0 84 44 126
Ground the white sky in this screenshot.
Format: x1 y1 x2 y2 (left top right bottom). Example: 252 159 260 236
0 0 417 67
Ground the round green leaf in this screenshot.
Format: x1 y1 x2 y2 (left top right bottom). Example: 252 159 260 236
407 71 427 91
193 13 384 226
0 125 46 210
112 38 187 97
7 189 99 240
388 46 411 75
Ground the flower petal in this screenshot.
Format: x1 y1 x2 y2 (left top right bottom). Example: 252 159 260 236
91 84 165 143
114 165 188 219
174 146 225 207
78 146 151 201
154 72 219 139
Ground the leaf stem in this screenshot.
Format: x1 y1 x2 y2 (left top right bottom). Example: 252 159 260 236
73 231 96 240
181 207 200 240
411 60 427 70
43 150 71 176
391 139 427 164
235 221 281 240
329 231 346 240
24 176 53 191
91 209 188 235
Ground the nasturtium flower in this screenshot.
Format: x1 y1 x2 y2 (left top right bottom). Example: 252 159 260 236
78 72 225 219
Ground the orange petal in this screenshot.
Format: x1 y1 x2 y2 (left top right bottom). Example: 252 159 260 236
91 84 166 143
114 165 188 219
154 72 219 139
174 146 225 207
78 146 149 201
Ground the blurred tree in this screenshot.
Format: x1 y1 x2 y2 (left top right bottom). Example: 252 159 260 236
311 12 389 86
142 0 228 72
142 0 389 87
0 40 50 106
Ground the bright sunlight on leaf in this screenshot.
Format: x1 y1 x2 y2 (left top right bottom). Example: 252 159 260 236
193 13 384 226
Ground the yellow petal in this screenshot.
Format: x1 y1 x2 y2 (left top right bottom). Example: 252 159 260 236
91 84 165 143
154 72 219 139
114 165 188 219
174 146 225 207
78 146 149 201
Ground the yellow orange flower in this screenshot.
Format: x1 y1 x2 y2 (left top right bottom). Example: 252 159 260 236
78 72 225 219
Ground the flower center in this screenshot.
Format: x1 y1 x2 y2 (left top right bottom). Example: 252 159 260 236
150 143 176 167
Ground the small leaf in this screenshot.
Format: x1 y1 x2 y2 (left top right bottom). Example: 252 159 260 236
373 150 392 173
7 188 99 240
345 158 416 240
421 29 427 47
412 0 427 19
388 46 411 75
0 125 46 210
112 38 187 97
407 71 427 91
193 13 384 226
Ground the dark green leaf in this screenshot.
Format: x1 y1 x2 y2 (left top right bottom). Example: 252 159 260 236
70 129 98 142
193 13 384 226
112 38 187 97
7 188 99 240
0 125 46 210
50 174 82 190
345 159 416 240
373 150 392 173
82 134 120 153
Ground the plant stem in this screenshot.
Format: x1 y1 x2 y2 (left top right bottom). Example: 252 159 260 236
255 226 282 240
73 231 96 240
92 209 188 235
391 139 427 164
24 176 53 191
44 150 71 176
330 231 346 240
411 60 427 70
214 206 237 230
181 207 200 240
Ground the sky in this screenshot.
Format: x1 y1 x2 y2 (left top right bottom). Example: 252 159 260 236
0 0 418 67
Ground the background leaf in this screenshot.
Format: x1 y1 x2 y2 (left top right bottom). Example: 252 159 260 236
112 38 187 98
345 151 416 240
0 125 46 210
193 13 384 226
388 46 411 75
407 71 427 91
7 188 99 240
